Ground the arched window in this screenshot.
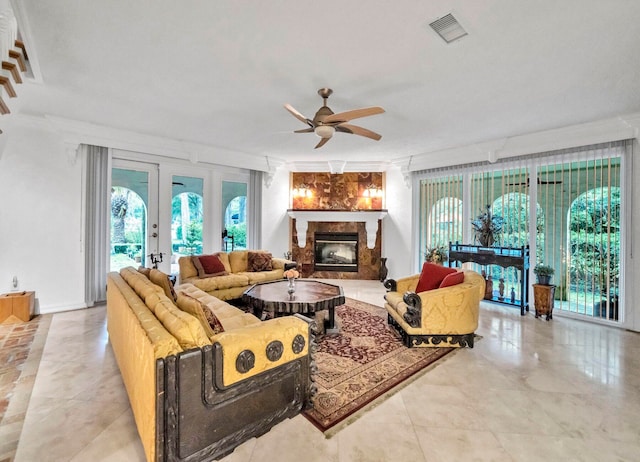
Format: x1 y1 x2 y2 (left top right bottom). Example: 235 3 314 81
110 187 147 271
567 187 620 319
171 192 203 255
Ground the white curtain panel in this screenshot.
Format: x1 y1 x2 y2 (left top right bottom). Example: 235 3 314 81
83 144 110 305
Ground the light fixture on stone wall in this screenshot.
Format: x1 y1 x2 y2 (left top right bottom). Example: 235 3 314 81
292 183 312 198
362 184 383 198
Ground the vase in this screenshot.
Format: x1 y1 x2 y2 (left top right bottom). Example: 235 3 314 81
379 257 388 282
287 277 296 295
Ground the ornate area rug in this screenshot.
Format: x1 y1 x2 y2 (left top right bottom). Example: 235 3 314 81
303 298 455 433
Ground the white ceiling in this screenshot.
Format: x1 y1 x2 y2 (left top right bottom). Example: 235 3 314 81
14 0 640 169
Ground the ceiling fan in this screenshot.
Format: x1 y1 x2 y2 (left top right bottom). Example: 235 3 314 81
284 88 385 149
507 176 563 187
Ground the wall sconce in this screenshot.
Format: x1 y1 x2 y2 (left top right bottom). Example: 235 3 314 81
362 184 383 198
292 184 312 198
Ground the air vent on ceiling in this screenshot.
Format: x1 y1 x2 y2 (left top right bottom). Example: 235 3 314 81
429 13 468 43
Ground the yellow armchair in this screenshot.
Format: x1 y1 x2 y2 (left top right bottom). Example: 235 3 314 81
384 270 484 348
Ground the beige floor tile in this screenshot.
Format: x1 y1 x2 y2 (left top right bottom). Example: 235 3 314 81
6 280 640 462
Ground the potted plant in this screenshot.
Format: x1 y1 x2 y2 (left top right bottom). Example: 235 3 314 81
533 264 554 285
471 205 503 247
425 245 448 265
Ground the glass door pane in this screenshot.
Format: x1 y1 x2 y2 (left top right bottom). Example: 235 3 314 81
171 176 204 274
110 168 149 271
222 181 247 250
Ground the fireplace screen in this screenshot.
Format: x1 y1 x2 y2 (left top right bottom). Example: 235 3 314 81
314 233 358 272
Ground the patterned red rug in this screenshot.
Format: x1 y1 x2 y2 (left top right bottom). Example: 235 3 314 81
303 298 455 433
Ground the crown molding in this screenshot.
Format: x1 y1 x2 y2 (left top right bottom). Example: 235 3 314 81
288 159 390 173
37 115 273 172
406 112 640 172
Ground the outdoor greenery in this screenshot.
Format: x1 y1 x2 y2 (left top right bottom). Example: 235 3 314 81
569 187 620 297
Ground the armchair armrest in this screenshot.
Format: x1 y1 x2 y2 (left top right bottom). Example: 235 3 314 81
384 274 419 294
211 314 311 387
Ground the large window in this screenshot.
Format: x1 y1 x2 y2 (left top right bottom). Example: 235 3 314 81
222 181 248 250
417 141 627 323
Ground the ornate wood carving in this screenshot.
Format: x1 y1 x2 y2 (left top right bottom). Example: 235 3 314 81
292 334 306 354
387 314 475 348
383 278 397 292
266 340 284 362
162 341 313 462
402 292 422 327
236 349 256 373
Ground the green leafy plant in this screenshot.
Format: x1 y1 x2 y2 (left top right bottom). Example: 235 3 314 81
425 245 448 264
533 264 555 277
471 205 503 247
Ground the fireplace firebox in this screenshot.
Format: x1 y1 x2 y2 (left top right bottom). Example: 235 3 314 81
314 233 358 272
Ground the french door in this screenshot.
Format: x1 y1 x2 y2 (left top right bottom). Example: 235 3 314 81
110 160 159 271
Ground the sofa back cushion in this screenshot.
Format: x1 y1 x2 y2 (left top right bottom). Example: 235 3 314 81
149 269 177 302
248 251 273 271
228 250 248 273
151 298 211 350
192 254 228 277
178 256 199 280
415 262 457 293
120 267 164 305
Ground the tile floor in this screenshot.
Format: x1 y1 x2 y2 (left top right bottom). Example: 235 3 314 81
6 279 640 461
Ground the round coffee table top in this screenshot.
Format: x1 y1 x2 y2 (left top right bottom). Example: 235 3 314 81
242 279 345 315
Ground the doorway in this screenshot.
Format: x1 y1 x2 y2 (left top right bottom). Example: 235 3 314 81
110 161 159 271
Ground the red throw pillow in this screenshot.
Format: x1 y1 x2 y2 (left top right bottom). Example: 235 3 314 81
415 262 456 293
193 254 227 277
439 271 465 289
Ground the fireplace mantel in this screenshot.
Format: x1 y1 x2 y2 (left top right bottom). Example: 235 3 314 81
287 209 388 249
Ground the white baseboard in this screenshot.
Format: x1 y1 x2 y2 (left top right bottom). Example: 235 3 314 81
37 301 89 315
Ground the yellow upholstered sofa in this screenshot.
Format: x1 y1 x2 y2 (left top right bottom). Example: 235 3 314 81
107 266 313 462
178 250 295 300
383 269 485 348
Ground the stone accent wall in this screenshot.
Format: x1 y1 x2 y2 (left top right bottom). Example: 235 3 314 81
289 172 385 280
290 220 381 280
291 172 383 210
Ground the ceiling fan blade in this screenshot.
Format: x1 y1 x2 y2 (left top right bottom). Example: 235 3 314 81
323 106 385 124
336 123 382 141
294 128 315 133
314 137 331 149
284 104 313 126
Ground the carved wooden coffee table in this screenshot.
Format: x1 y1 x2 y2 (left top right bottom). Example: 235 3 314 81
242 280 345 333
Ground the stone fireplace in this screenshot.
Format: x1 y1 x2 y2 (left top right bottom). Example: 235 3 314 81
287 210 387 280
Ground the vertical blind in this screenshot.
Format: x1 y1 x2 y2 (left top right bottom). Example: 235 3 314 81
417 140 629 323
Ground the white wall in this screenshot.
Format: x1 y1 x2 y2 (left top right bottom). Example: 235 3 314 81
260 168 290 259
0 124 85 313
382 168 413 279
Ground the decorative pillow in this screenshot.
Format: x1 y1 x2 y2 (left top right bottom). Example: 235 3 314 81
176 291 225 338
137 266 151 278
149 269 177 302
192 254 228 278
415 262 456 293
439 271 465 289
248 251 273 272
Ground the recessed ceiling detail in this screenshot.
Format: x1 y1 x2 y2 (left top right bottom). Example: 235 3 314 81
429 13 468 43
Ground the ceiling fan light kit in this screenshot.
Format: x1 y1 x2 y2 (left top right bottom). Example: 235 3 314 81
284 88 384 149
314 125 335 139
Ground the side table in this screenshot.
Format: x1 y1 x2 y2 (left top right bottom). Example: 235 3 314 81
533 284 555 321
0 291 35 324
